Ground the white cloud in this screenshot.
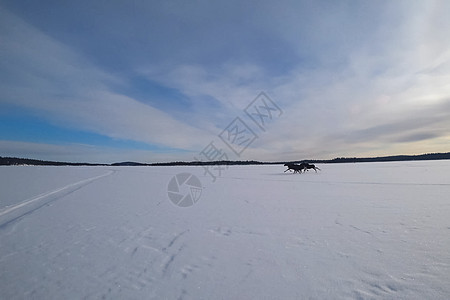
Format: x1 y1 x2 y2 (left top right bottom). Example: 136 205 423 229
0 9 214 153
141 63 270 112
138 36 450 160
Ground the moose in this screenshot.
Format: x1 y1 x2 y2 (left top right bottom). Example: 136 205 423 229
284 162 321 174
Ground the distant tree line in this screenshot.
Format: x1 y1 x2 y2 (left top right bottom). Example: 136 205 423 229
0 157 106 166
2 152 450 166
150 160 266 166
320 152 450 164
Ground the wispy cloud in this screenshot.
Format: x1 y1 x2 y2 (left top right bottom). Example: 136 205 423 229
0 8 214 154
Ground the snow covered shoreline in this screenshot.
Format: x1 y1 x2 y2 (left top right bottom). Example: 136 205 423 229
1 161 449 299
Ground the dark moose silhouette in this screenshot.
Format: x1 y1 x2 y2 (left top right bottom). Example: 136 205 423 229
284 162 320 174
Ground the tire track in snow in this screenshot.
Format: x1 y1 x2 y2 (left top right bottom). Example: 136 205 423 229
0 170 115 228
163 230 189 252
161 230 189 277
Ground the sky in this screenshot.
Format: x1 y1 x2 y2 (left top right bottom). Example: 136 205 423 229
1 0 450 163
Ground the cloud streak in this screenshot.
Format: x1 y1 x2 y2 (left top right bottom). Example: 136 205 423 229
0 8 214 154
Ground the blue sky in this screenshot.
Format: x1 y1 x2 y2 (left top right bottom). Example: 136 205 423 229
1 1 450 163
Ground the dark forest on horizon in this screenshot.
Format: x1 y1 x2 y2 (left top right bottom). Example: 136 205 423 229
2 152 450 166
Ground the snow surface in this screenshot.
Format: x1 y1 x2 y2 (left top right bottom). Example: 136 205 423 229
1 161 449 299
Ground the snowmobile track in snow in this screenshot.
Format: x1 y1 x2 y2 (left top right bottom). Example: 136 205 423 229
0 170 114 228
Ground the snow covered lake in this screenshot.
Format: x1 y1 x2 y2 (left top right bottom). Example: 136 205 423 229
1 161 449 299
